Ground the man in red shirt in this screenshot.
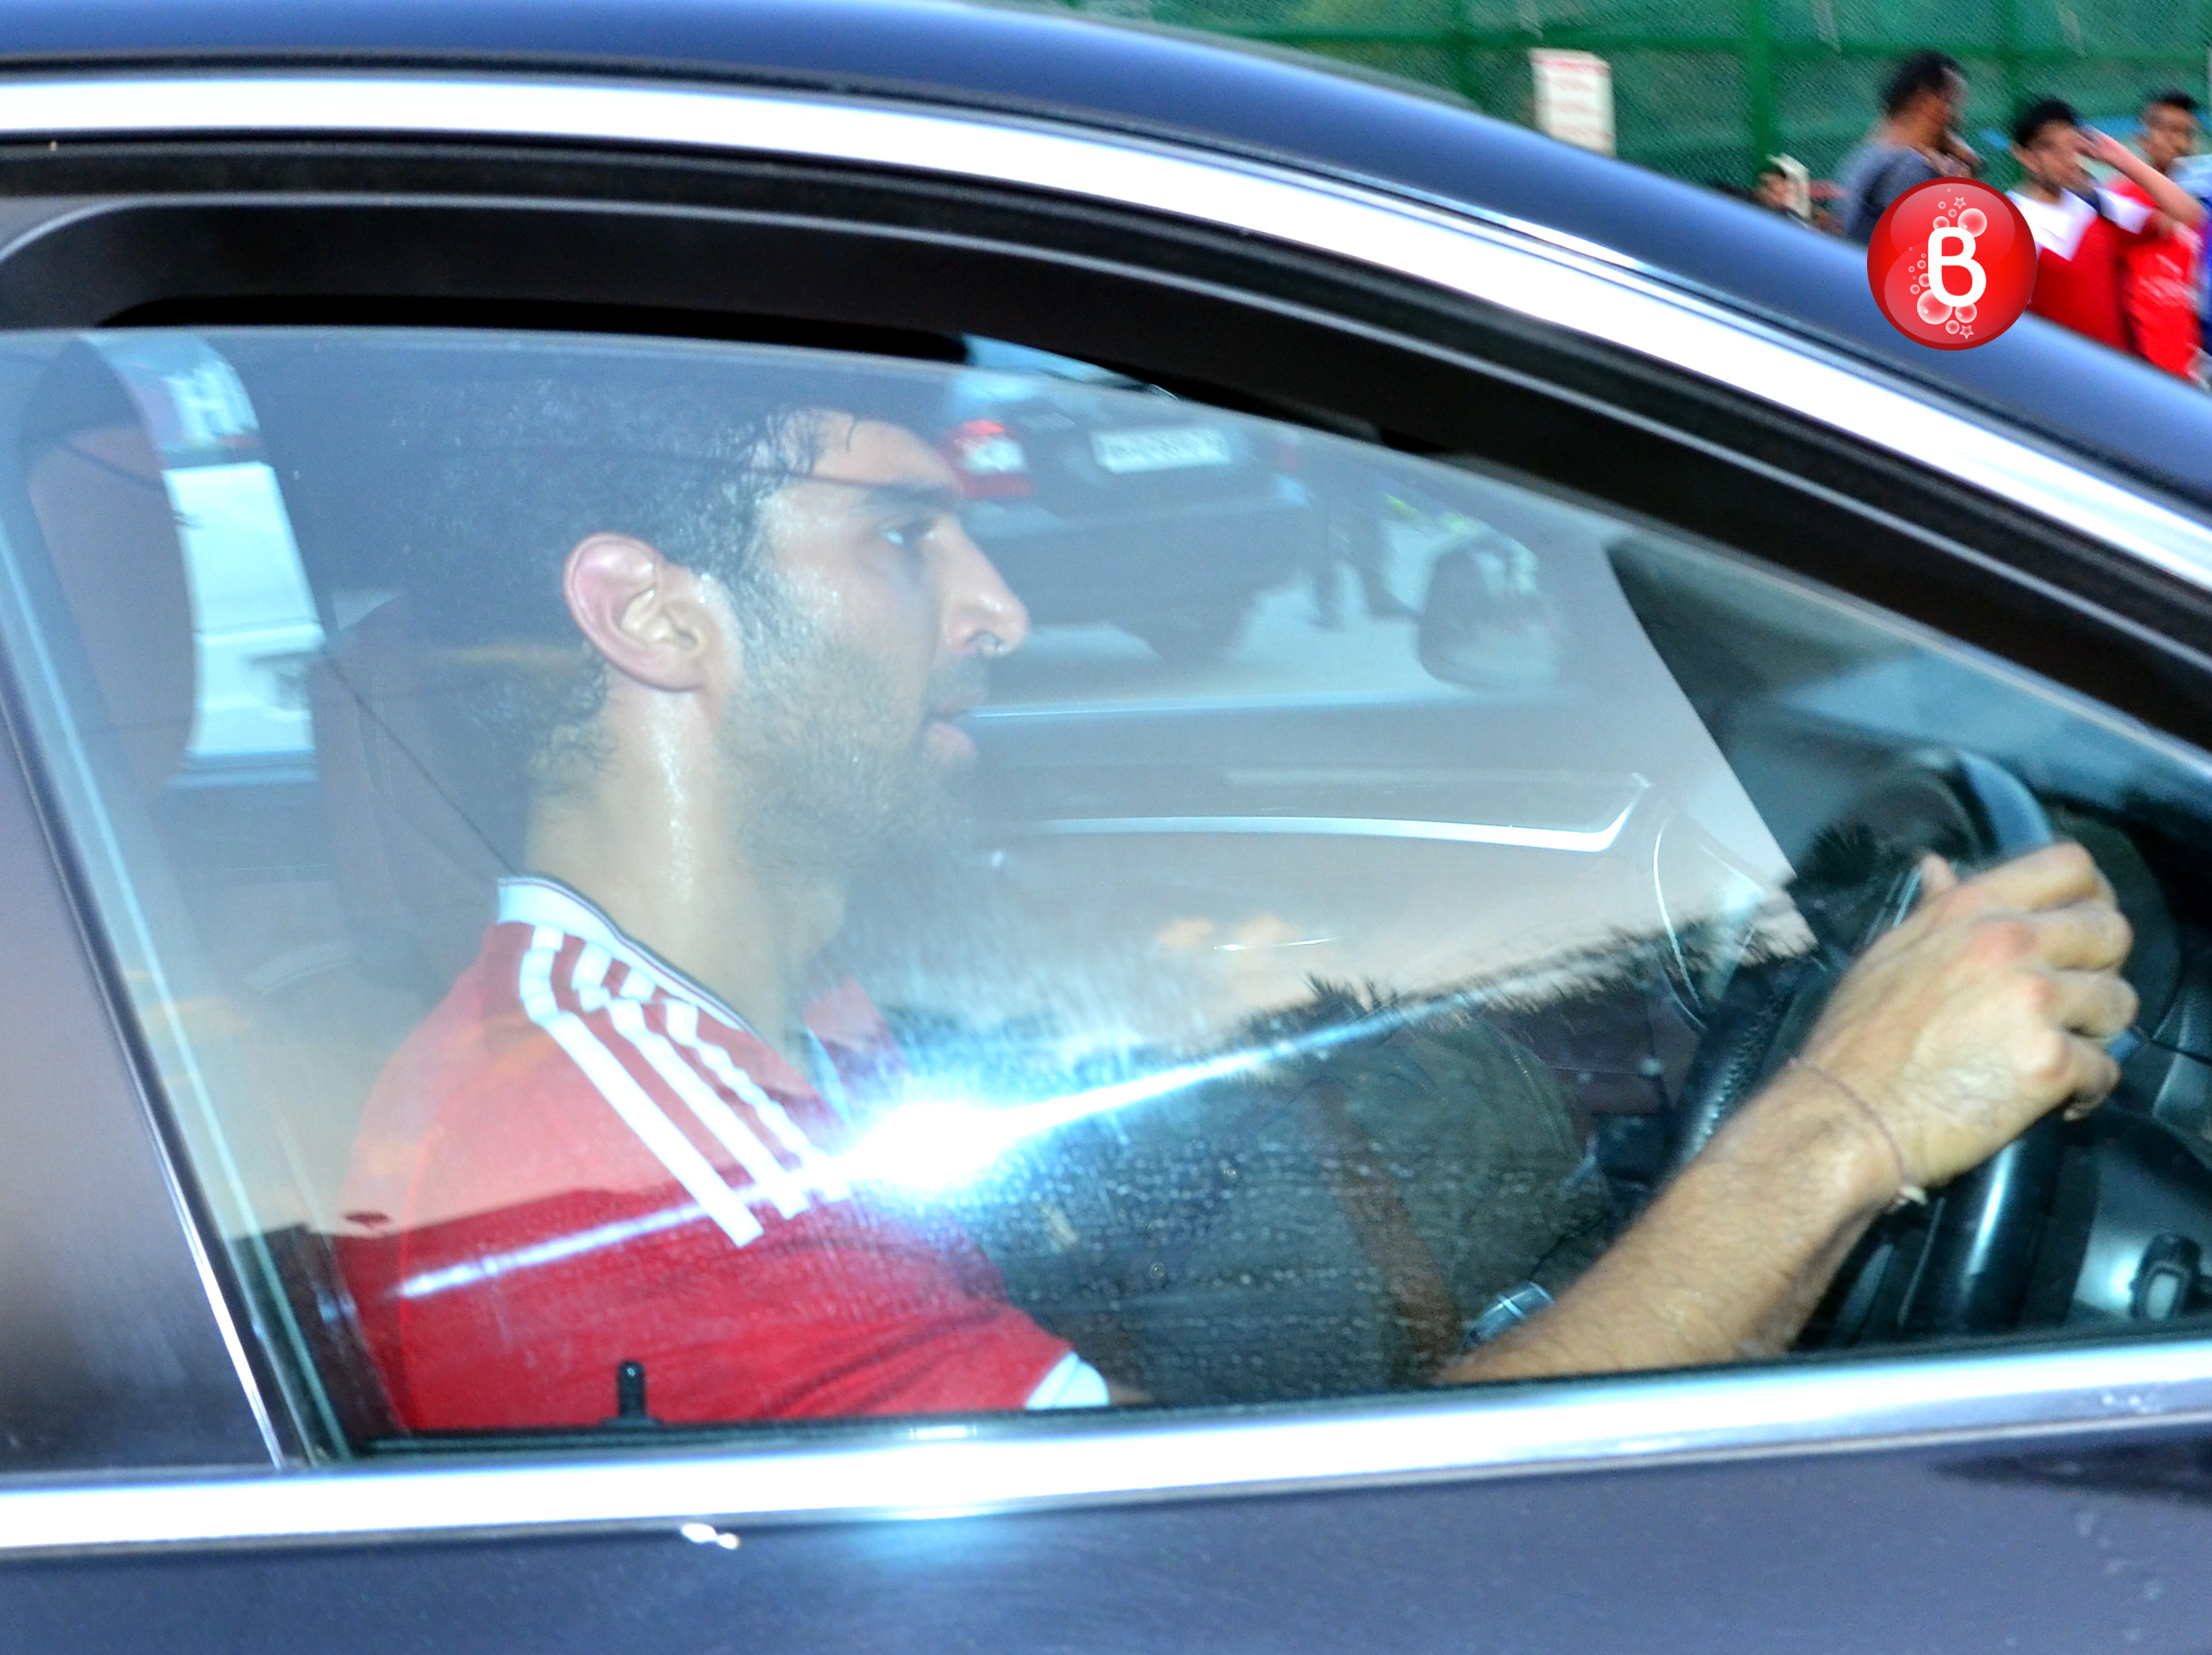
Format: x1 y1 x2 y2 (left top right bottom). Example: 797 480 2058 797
338 373 1101 1424
336 357 2135 1428
2114 90 2207 381
2008 96 2205 360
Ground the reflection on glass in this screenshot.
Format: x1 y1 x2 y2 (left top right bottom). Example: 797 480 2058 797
0 326 2203 1452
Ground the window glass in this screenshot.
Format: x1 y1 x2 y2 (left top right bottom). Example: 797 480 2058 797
97 335 324 765
0 327 2206 1453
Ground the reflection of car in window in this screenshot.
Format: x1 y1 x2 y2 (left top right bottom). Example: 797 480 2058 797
941 337 1320 663
77 335 325 767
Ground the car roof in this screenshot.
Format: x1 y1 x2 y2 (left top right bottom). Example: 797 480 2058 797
6 0 2212 506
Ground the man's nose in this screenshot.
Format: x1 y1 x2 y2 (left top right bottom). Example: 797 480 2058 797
941 524 1031 658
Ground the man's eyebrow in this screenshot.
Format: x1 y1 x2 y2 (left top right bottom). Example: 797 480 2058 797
815 477 966 515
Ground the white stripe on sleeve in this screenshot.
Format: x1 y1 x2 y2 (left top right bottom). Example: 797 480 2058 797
515 926 765 1250
1023 1353 1112 1410
666 1003 851 1203
566 948 804 1215
598 986 815 1221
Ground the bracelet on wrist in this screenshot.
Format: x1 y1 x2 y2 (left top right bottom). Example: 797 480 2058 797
1787 1058 1928 1212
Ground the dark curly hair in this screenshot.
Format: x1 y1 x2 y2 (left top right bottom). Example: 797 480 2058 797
2011 96 2079 150
382 342 945 782
1882 50 1962 118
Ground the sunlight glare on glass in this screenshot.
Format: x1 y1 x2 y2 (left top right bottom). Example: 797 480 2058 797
847 1100 1016 1190
842 1009 1406 1192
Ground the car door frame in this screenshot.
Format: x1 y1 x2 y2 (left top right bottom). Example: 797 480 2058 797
5 67 2212 1577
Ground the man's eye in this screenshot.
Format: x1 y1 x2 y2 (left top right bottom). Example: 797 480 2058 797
882 518 935 551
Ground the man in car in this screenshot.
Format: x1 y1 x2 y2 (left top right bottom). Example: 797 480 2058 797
336 365 2137 1428
2010 97 2207 361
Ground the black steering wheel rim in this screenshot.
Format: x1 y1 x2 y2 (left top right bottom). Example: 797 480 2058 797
1663 747 2067 1344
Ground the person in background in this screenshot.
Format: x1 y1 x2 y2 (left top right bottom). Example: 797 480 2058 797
1836 51 1979 242
1807 179 1845 235
1755 156 1812 224
2172 118 2212 350
2117 90 2207 383
2008 98 2206 362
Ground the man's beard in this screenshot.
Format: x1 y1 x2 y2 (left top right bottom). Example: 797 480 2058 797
722 575 984 880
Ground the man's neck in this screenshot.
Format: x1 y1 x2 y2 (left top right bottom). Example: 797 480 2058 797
524 752 847 1068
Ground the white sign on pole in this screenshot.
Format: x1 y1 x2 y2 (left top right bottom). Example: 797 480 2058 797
1530 49 1615 156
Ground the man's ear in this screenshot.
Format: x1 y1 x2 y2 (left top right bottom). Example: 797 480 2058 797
561 532 718 692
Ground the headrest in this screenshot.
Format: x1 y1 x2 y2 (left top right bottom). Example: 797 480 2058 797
310 598 521 999
20 352 196 800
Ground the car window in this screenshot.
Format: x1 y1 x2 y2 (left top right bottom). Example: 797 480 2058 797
1 326 2206 1456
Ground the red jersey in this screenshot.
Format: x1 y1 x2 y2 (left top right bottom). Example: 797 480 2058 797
2111 175 2203 379
336 876 1086 1428
2010 184 2157 353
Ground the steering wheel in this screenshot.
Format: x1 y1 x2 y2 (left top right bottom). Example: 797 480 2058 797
1662 747 2067 1344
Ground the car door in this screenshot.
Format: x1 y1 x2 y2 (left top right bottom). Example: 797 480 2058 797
7 65 2212 1655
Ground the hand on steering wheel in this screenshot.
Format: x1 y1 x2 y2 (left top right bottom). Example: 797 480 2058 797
1797 842 2135 1193
1666 750 2137 1343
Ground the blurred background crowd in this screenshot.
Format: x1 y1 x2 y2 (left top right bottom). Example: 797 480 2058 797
1044 0 2212 378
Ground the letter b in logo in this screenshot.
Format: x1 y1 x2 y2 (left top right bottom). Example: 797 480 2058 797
1927 226 1986 308
1868 179 2034 348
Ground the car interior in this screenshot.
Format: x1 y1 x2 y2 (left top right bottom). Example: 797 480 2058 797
7 320 2212 1461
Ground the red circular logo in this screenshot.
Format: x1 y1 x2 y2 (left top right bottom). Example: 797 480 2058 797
1866 178 2037 348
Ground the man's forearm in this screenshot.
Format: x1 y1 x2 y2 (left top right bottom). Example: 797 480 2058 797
1436 1069 1894 1385
2111 144 2208 226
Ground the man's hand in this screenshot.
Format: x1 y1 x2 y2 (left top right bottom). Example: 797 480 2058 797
1440 840 2135 1387
1795 842 2136 1196
1933 132 1982 176
2083 127 2209 228
2083 127 2141 173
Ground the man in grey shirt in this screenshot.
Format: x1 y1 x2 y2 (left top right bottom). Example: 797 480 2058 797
1836 51 1977 242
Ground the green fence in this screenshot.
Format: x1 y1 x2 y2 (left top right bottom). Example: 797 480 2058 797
1055 0 2212 190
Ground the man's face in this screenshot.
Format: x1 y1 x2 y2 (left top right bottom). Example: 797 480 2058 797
2142 102 2200 172
717 414 1030 875
2015 121 2088 194
1938 73 1967 129
1755 171 1791 210
1910 73 1965 139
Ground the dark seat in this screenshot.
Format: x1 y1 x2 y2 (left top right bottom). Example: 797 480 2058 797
260 1224 402 1447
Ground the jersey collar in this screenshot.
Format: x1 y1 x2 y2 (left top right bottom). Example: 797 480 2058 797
497 874 761 1040
497 875 877 1114
2008 187 2097 260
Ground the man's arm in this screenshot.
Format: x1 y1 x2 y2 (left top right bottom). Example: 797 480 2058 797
2088 129 2209 229
1437 842 2135 1384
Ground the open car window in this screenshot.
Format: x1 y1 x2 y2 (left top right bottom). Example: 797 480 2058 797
3 326 2209 1457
